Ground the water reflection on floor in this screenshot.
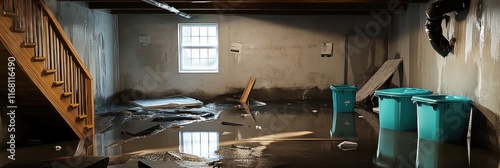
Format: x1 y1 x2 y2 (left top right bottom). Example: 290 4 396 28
1 100 499 167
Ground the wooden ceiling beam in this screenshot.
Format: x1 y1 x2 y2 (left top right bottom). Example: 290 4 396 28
110 9 379 15
61 0 428 2
89 2 405 10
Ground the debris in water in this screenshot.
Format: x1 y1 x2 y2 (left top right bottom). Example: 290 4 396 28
214 161 222 168
127 107 143 113
287 103 292 105
221 121 244 126
241 114 249 118
231 144 252 150
208 160 223 168
152 115 200 122
254 111 260 115
337 141 358 151
312 109 318 113
255 125 262 130
358 116 364 118
54 146 62 151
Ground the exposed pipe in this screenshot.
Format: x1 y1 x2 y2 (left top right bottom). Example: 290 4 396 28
425 0 470 57
344 35 350 85
142 0 192 18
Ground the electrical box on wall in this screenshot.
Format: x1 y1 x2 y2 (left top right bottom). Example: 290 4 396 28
139 35 151 46
321 43 333 57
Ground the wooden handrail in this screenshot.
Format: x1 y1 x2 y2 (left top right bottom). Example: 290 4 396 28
38 0 92 80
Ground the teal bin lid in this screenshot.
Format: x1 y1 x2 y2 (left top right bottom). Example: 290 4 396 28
330 85 357 91
374 87 432 97
411 95 472 104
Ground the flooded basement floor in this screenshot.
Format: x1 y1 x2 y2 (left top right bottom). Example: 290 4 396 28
1 100 499 167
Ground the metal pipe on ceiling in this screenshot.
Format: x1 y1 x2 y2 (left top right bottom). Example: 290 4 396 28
142 0 192 18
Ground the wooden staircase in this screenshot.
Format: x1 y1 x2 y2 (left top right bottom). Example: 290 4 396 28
0 0 94 139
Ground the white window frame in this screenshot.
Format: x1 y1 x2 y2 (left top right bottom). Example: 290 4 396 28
178 23 219 73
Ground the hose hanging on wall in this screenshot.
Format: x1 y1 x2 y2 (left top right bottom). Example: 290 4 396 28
425 0 470 57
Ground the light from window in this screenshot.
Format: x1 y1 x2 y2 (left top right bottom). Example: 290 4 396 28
178 23 219 73
179 131 219 159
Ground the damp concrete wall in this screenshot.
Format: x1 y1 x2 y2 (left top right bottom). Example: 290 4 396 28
45 0 119 107
389 1 500 151
118 15 388 101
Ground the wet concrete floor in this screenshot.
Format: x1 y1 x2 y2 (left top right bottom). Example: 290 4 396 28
1 100 499 167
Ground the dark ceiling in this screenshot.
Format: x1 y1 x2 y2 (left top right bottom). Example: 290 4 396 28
59 0 430 15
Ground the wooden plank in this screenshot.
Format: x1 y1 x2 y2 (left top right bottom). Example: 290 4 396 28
239 76 256 103
241 102 256 124
355 58 402 103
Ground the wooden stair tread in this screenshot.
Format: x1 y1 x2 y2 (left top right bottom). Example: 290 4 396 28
12 27 26 33
2 11 16 17
77 115 87 120
85 125 94 129
23 42 36 48
69 104 79 108
62 92 72 97
33 57 46 61
53 81 64 86
43 69 56 74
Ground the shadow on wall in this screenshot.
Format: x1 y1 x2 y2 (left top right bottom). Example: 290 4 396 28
348 37 388 88
470 105 500 152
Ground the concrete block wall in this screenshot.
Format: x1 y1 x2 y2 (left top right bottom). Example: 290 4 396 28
117 14 389 101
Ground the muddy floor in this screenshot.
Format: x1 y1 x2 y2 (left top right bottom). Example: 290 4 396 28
1 100 499 167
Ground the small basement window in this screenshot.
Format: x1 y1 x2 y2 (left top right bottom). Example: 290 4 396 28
178 23 219 73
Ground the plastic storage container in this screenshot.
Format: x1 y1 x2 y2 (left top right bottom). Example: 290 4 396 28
330 85 357 113
412 95 472 142
374 88 432 130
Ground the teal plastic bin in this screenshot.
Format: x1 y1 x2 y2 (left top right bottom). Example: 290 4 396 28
412 95 472 142
330 85 357 113
374 88 432 130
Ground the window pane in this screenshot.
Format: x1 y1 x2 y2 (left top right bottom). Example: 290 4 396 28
200 37 208 46
192 37 199 45
182 58 192 68
200 49 208 58
200 27 208 36
192 59 200 67
208 59 216 67
182 27 191 36
208 49 216 58
183 36 191 45
192 49 200 59
208 27 216 36
200 59 209 67
208 37 217 46
183 49 191 58
192 27 199 36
